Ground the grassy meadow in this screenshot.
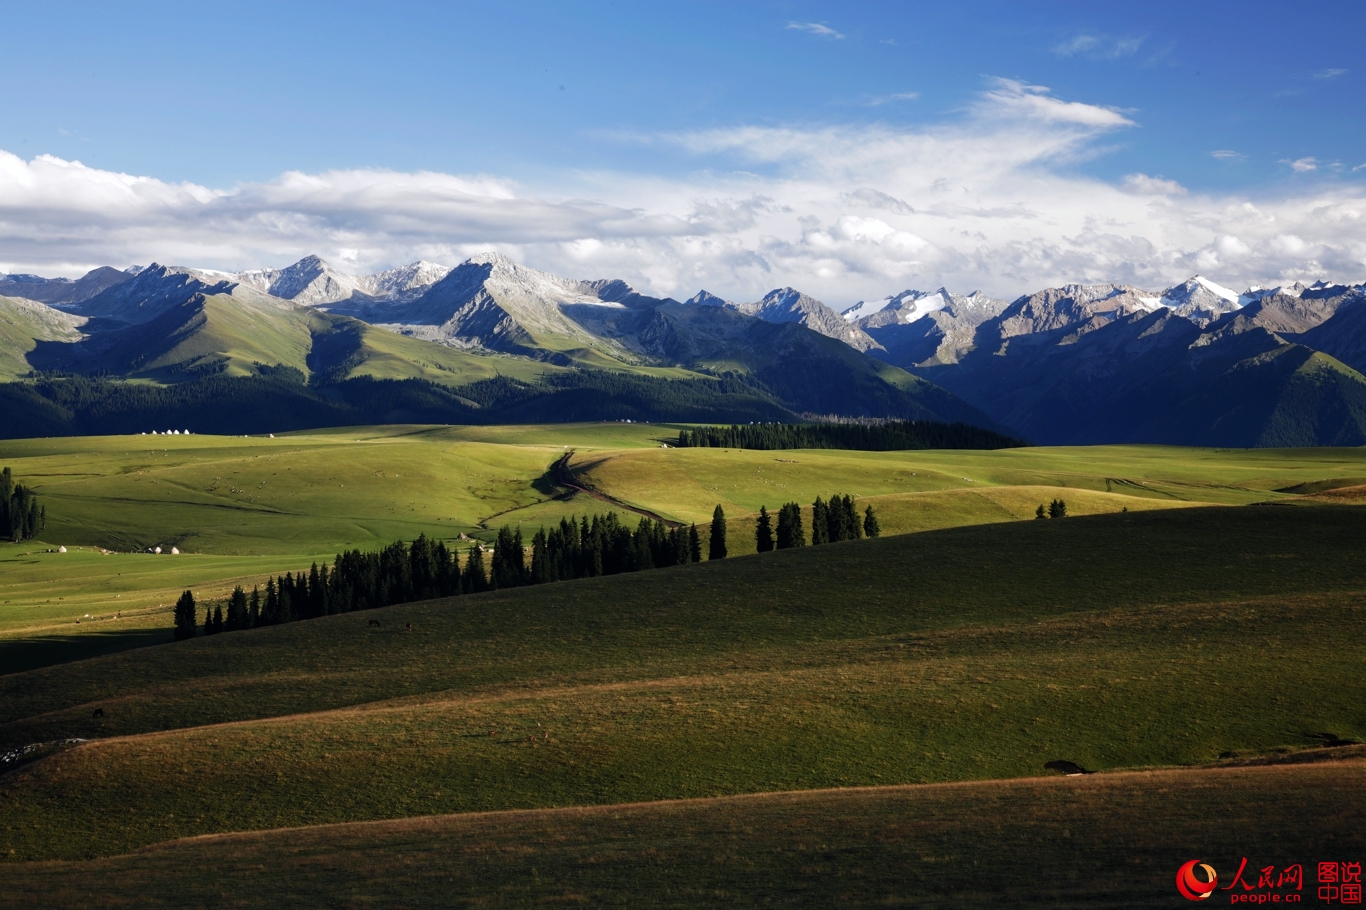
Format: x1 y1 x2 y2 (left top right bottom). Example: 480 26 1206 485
5 423 1366 646
4 756 1362 908
2 425 1364 904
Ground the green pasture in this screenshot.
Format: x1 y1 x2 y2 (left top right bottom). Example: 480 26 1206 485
3 425 1366 672
3 757 1361 908
2 505 1364 863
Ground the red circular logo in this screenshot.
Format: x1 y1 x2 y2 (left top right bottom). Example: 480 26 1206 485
1176 860 1218 901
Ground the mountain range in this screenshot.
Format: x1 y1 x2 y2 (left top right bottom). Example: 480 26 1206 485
1 253 1363 445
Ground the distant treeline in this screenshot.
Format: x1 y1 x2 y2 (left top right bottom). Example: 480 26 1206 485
0 467 45 543
0 368 796 440
676 421 1026 451
176 511 707 638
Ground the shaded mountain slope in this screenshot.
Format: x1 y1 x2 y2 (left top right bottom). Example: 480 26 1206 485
920 304 1366 446
0 266 132 307
0 296 86 379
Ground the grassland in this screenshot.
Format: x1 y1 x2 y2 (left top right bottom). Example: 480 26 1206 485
2 425 1365 904
4 755 1361 908
5 425 1366 672
2 505 1364 867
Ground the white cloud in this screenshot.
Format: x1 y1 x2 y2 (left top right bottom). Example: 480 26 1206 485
1210 150 1245 161
2 79 1365 304
786 21 844 39
1314 68 1348 79
863 92 920 107
1122 174 1188 196
1282 157 1319 173
975 79 1133 128
1052 33 1145 60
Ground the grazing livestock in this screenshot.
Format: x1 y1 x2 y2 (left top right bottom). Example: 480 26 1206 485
367 619 381 627
91 708 104 719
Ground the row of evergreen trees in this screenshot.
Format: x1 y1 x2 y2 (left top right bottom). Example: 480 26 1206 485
172 498 884 639
676 421 1026 452
756 495 879 551
174 510 712 638
0 467 45 543
1035 499 1068 519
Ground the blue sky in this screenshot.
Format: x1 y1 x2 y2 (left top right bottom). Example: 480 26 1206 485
0 1 1363 301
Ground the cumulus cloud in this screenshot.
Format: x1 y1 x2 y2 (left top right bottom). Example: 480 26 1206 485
2 79 1365 304
786 21 844 39
1052 33 1145 60
1121 174 1188 196
1282 157 1319 172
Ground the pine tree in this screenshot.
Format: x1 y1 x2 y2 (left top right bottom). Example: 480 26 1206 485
1035 503 1047 520
204 604 215 635
776 502 805 549
173 590 197 640
756 506 774 552
463 545 489 592
843 495 862 540
1049 498 1067 518
264 577 279 624
249 585 261 626
688 523 702 563
709 505 727 560
863 505 880 538
225 586 248 631
212 604 224 634
810 497 829 545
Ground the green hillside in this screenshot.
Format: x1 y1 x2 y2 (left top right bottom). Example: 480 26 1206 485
5 427 1366 666
0 295 84 379
3 758 1361 908
1 504 1363 866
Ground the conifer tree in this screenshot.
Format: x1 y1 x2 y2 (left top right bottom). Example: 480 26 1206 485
776 502 805 548
204 603 215 635
1036 503 1047 519
263 577 279 625
249 585 261 626
225 585 248 631
843 495 862 540
708 505 727 560
173 590 197 640
811 497 829 545
212 604 224 634
863 504 880 538
1049 498 1067 518
688 523 702 563
756 506 774 552
463 544 489 592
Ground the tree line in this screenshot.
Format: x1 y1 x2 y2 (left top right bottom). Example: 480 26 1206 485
172 497 882 640
0 467 45 543
175 510 709 639
675 421 1026 452
755 494 878 552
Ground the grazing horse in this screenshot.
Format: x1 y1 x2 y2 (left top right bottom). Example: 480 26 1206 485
367 619 381 627
92 708 105 719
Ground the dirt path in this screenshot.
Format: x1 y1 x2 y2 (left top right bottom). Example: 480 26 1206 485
548 453 682 528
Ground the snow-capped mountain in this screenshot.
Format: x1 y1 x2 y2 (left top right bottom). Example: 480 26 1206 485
233 256 453 308
685 286 881 352
364 261 453 303
1147 276 1244 324
849 290 1009 367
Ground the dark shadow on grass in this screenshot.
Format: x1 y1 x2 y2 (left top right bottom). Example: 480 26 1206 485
0 628 174 676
